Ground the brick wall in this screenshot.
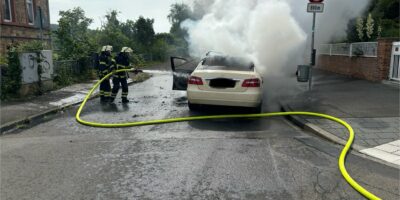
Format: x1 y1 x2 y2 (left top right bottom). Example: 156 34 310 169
377 38 398 80
0 25 51 55
0 0 51 56
317 55 379 80
317 38 400 82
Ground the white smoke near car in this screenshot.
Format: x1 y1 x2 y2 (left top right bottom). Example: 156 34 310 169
182 0 371 77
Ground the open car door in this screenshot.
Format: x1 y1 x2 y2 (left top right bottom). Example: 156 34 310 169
170 57 198 90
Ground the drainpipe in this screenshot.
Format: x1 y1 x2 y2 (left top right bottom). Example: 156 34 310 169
39 6 43 41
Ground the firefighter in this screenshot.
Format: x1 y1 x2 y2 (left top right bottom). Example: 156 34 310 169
98 45 115 103
110 47 134 103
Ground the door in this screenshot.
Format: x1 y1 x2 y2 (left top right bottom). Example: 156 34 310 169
389 42 400 81
170 57 198 90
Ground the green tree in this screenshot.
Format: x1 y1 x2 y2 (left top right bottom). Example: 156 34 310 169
167 3 194 56
155 33 174 45
168 3 192 39
369 0 399 38
347 0 399 42
97 10 130 53
151 33 176 61
105 10 120 28
133 16 155 52
356 17 365 41
370 0 399 20
55 7 95 59
346 18 360 42
365 13 375 40
120 19 136 39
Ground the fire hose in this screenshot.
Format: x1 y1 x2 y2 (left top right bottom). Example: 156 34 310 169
76 69 381 200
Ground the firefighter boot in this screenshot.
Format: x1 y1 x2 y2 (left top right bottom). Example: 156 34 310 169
122 97 129 103
109 93 117 103
108 96 116 104
100 96 108 103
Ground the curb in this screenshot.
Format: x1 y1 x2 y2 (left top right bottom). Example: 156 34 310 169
0 93 99 135
0 78 140 135
280 104 400 169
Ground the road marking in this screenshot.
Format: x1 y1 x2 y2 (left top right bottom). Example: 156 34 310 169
360 140 400 166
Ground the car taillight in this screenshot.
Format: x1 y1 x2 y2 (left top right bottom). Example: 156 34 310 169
188 76 203 85
242 78 261 87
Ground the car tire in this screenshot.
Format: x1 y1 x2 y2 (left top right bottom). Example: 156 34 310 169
253 103 263 113
188 102 199 111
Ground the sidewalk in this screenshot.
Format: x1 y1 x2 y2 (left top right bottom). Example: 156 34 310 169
0 76 141 133
281 69 400 167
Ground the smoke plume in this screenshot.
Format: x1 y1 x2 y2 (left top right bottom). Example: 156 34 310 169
182 0 371 77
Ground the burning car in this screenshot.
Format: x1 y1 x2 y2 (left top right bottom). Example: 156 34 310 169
171 53 263 112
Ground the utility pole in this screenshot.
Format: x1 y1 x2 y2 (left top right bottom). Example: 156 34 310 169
307 0 324 91
309 12 316 90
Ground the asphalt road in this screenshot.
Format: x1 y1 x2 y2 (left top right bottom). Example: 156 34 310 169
1 72 399 200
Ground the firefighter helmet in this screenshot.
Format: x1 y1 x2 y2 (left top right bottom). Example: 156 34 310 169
121 47 133 53
101 45 113 52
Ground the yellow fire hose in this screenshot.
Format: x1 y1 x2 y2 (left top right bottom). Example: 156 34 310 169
76 69 381 200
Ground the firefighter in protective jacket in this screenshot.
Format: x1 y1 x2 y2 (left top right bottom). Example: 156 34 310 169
98 45 115 103
110 47 134 103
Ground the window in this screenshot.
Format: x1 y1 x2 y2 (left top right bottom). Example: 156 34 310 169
3 0 12 22
26 0 34 25
201 56 255 71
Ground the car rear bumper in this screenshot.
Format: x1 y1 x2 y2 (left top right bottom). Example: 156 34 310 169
187 88 262 108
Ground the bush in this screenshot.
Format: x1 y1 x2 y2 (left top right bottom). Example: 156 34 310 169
1 48 22 100
0 55 7 65
17 41 47 52
53 64 73 87
380 19 400 37
53 57 96 87
131 54 146 68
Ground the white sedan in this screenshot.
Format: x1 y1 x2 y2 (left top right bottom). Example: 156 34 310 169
171 54 263 112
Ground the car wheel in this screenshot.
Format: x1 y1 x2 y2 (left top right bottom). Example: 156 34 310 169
253 103 263 113
188 102 199 111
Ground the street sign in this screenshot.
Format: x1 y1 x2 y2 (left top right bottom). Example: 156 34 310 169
306 1 324 90
307 3 324 13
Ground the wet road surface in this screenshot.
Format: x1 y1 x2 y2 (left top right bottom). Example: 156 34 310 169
1 72 399 199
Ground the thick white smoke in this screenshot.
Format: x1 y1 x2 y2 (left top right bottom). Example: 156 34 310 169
182 0 371 77
182 0 306 76
287 0 372 44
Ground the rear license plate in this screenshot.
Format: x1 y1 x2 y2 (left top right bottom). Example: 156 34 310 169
209 78 236 88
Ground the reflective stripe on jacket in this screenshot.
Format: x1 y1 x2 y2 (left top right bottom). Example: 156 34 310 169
114 53 131 78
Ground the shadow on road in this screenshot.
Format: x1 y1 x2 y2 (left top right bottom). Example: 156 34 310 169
185 105 276 132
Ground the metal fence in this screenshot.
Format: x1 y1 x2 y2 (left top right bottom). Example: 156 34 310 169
53 60 79 76
53 57 94 77
319 42 378 57
352 42 378 57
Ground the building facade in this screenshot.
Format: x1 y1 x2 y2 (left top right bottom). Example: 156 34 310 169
0 0 51 56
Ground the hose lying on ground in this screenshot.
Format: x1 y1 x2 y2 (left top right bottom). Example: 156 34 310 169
76 69 381 200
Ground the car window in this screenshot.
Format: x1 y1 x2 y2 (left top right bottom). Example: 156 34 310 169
201 56 254 71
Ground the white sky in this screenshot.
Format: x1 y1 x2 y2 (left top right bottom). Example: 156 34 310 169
50 0 187 33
